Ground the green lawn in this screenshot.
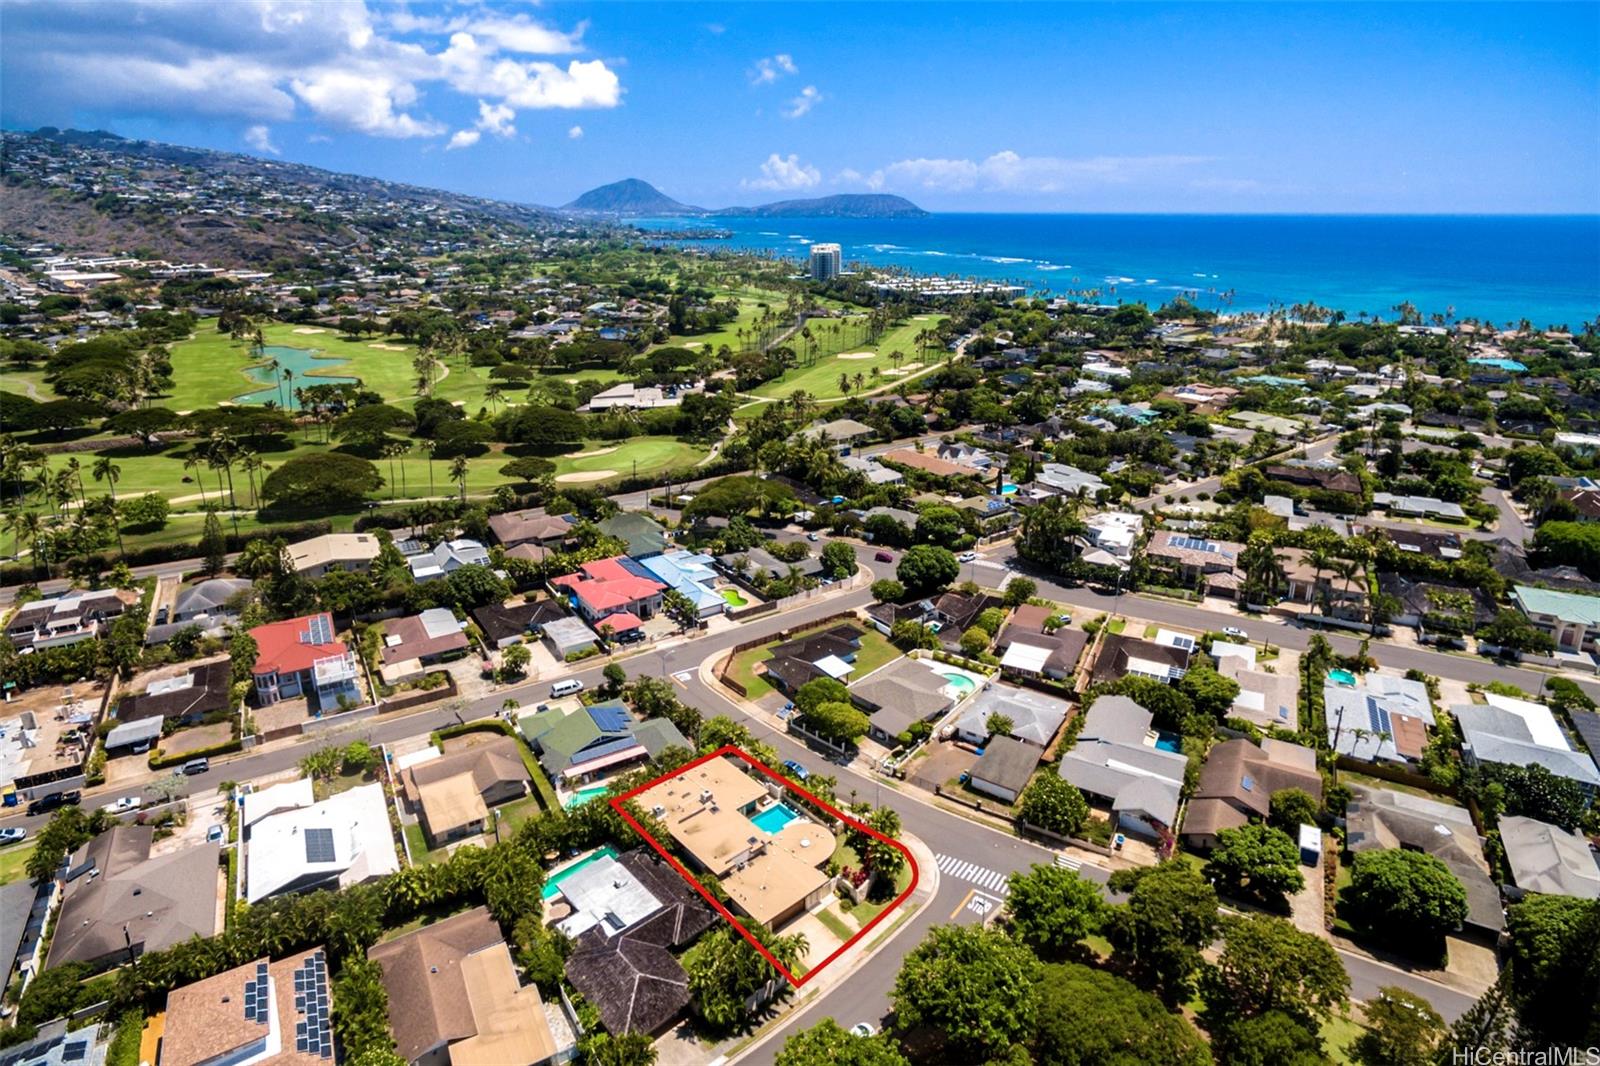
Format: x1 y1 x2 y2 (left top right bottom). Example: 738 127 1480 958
0 368 51 399
551 437 708 484
833 840 916 928
1321 1007 1366 1064
162 321 421 412
750 313 948 401
727 620 897 702
0 840 39 885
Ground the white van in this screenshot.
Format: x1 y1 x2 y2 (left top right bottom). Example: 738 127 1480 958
550 678 585 698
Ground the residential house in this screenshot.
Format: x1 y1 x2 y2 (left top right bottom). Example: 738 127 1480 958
1030 463 1109 499
1181 738 1322 850
584 382 685 412
1325 673 1435 764
997 629 1089 682
4 587 130 651
243 783 399 903
1146 531 1244 596
0 879 45 1002
540 616 600 659
851 658 955 743
0 1021 104 1066
284 533 382 579
718 546 824 583
596 513 667 559
636 756 832 929
951 686 1070 748
248 613 361 711
520 700 687 783
1057 696 1186 840
879 448 985 480
968 736 1042 804
1216 655 1299 731
1353 523 1463 560
955 495 1019 534
1264 464 1362 496
797 418 875 446
487 508 575 550
47 826 221 971
1345 785 1504 936
1276 547 1365 616
370 907 572 1066
932 590 1001 634
761 624 864 694
403 735 532 847
171 577 252 624
471 600 568 650
378 608 469 684
408 539 491 582
115 657 232 727
639 550 728 619
1451 696 1600 793
1089 633 1191 687
562 851 717 1036
1498 815 1600 900
1510 585 1600 654
1084 511 1144 560
158 948 335 1066
1378 575 1497 633
551 557 666 635
1371 493 1468 523
841 456 903 485
863 597 937 636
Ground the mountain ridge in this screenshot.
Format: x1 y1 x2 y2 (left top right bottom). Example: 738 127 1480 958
563 178 926 219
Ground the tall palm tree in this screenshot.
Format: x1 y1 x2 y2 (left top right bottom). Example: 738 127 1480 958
5 510 44 576
239 449 264 508
281 368 294 411
852 371 865 395
837 372 850 397
63 457 86 506
183 453 209 507
424 440 438 497
91 456 121 504
449 455 470 502
381 441 406 501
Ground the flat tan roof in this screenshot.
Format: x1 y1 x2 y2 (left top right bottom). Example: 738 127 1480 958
638 758 768 875
722 847 830 927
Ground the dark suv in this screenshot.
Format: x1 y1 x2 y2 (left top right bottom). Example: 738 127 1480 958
26 789 83 817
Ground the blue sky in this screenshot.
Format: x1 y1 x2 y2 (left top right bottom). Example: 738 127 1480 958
3 1 1595 213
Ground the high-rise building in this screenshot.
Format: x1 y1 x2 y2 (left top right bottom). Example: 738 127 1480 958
809 243 842 282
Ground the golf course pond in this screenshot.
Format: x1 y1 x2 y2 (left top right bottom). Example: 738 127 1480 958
234 345 358 408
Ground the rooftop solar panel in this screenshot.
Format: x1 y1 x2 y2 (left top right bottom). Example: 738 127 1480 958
586 702 632 733
303 827 336 864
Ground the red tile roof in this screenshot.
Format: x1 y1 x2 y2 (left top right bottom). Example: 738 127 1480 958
599 612 643 633
551 558 665 614
249 612 348 677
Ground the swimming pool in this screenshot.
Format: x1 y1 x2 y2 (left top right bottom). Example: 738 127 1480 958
940 672 978 695
1327 668 1358 686
563 784 610 809
751 802 803 835
1155 731 1183 753
720 588 749 607
541 845 620 900
1001 483 1019 495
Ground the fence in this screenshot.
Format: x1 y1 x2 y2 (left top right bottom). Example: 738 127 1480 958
378 672 459 714
714 607 865 697
1018 819 1115 857
1334 754 1456 797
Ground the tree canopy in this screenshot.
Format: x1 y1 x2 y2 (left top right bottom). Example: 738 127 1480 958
1344 848 1468 946
1004 865 1105 959
1032 962 1213 1066
260 452 383 510
890 925 1041 1061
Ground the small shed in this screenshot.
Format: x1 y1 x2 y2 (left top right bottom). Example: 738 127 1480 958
1298 823 1322 866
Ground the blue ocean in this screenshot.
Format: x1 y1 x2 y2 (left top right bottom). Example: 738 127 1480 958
634 214 1599 329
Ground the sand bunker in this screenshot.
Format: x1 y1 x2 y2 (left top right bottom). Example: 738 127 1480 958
836 352 876 360
884 361 925 376
292 327 328 335
555 470 618 483
572 446 618 458
368 342 407 351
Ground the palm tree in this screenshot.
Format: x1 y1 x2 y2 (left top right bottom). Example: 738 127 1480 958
837 372 850 397
91 457 121 503
281 368 294 411
852 371 865 395
183 453 209 507
5 511 44 576
239 449 264 508
484 383 504 412
265 358 282 405
424 439 438 497
381 441 407 501
63 457 86 506
449 455 470 502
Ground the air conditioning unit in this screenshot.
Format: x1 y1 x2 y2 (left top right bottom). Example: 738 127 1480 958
651 805 666 817
699 789 713 803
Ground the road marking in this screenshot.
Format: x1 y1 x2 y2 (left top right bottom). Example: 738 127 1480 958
949 888 976 920
1055 853 1083 871
968 892 1000 917
935 853 1011 896
673 670 692 683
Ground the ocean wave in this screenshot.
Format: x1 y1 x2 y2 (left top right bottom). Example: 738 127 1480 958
1144 278 1158 284
865 243 903 251
759 231 779 236
983 255 1032 264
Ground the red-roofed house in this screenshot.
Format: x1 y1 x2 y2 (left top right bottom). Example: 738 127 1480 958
551 557 666 628
248 612 362 711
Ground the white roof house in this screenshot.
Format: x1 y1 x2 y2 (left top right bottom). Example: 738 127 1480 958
553 854 662 940
1499 815 1600 899
244 782 399 903
409 539 491 582
240 778 316 832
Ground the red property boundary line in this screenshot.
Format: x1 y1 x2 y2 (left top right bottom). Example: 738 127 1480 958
611 744 919 989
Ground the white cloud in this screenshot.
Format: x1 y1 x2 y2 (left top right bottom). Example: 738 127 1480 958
244 124 279 154
568 125 584 139
475 99 516 138
742 152 821 191
0 1 620 143
446 129 480 150
783 85 822 119
750 54 798 85
865 150 1212 193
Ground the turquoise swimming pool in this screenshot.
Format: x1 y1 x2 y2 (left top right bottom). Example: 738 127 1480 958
1155 731 1183 753
1001 483 1019 495
563 784 610 809
940 672 978 695
1327 668 1358 686
752 802 802 835
541 845 619 900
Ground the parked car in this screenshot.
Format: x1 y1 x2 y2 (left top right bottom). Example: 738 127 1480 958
103 796 142 815
0 828 26 846
182 758 210 775
850 1023 877 1038
874 551 894 563
1222 626 1248 640
806 532 819 542
206 824 225 843
957 551 978 563
782 759 809 781
155 605 169 625
26 790 80 817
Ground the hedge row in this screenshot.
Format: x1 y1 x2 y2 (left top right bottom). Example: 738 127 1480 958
0 520 333 587
148 737 243 769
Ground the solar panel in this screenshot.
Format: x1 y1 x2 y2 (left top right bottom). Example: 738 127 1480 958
1241 775 1255 792
62 1041 87 1062
304 827 336 863
301 615 332 645
586 702 632 733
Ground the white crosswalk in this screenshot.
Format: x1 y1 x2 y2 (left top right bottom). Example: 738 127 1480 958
1055 853 1083 871
935 853 1012 896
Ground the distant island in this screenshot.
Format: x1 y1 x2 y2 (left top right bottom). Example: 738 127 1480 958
564 178 926 219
